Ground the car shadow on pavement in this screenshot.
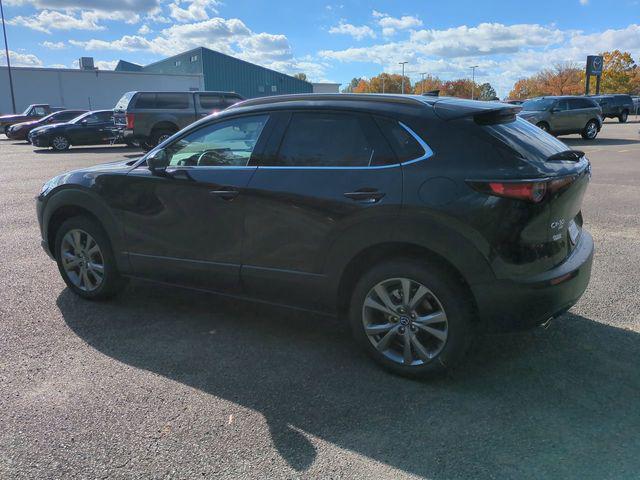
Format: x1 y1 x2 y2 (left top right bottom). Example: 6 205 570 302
33 146 142 154
57 283 640 479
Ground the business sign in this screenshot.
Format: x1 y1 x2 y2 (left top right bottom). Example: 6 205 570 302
586 55 603 76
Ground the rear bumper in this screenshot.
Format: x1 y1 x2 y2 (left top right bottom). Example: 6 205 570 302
473 230 594 332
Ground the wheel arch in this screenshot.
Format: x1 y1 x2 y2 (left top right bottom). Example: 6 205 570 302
335 241 479 319
43 189 129 272
151 121 179 134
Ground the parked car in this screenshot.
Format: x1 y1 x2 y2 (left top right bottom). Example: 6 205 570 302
518 96 602 139
114 90 243 150
590 94 635 123
631 96 639 114
0 104 63 135
37 94 593 377
6 110 87 141
503 99 524 105
29 110 122 151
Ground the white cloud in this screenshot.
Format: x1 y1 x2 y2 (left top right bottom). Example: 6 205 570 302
329 21 376 40
4 0 158 11
372 11 422 37
9 9 139 33
41 40 66 49
95 60 119 70
0 50 43 67
579 0 589 5
138 24 152 34
169 0 220 22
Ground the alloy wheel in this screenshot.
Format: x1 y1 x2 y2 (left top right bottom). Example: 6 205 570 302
60 229 105 292
362 277 448 366
52 136 69 150
585 121 597 139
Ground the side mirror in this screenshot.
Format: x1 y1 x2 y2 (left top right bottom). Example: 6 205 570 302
147 149 168 174
550 107 560 113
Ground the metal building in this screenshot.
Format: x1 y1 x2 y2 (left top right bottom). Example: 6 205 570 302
116 47 313 98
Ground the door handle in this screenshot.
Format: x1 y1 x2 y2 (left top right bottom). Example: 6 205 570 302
209 188 239 201
344 189 386 203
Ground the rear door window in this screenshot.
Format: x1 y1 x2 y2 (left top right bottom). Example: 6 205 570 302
134 93 156 109
155 93 189 109
270 112 383 167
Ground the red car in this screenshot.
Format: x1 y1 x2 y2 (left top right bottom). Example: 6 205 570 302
6 110 87 141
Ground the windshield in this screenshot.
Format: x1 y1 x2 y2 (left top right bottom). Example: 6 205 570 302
21 106 32 115
521 98 556 112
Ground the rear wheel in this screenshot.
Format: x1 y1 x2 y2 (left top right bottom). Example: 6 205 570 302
3 125 9 136
536 122 550 133
349 259 474 378
54 216 126 300
581 120 599 140
51 135 70 151
619 110 628 123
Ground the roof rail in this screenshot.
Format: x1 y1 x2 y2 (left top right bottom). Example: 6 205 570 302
234 93 428 109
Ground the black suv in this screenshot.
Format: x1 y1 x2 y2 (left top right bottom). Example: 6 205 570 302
37 94 594 377
114 90 243 150
590 94 635 123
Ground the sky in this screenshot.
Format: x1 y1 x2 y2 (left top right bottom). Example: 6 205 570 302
1 0 639 97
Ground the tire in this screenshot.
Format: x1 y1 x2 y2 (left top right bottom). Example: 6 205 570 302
3 125 9 136
151 129 175 147
348 259 475 378
581 120 599 140
51 135 70 151
619 110 628 123
54 216 127 300
536 122 550 133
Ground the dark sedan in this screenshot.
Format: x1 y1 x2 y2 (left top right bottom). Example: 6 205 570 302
28 110 123 151
7 110 87 141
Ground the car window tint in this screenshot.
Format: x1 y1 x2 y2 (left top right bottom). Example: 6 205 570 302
568 99 583 109
374 116 425 163
164 115 269 167
155 93 189 109
96 111 114 123
198 94 226 110
59 112 80 121
134 93 156 109
275 112 375 167
557 100 570 111
83 114 99 124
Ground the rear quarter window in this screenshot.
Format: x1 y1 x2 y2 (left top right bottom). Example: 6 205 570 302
155 93 189 109
115 92 135 111
374 116 426 163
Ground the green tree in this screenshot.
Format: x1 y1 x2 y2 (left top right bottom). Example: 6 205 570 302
599 50 636 93
293 72 308 81
477 82 497 100
342 77 363 93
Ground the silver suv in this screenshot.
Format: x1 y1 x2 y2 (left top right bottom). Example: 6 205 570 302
518 96 603 140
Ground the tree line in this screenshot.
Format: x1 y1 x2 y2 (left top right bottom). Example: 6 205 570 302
340 73 497 100
508 50 640 100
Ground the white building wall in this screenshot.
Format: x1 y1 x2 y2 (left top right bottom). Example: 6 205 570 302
0 67 205 113
312 83 341 94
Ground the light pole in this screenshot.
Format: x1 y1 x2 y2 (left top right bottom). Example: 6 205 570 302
469 65 478 100
0 0 16 113
419 72 427 94
382 75 385 94
399 61 408 94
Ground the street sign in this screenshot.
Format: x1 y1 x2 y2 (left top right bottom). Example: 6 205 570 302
586 55 603 76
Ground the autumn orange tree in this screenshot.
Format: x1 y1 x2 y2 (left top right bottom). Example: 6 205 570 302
413 75 443 95
509 52 640 99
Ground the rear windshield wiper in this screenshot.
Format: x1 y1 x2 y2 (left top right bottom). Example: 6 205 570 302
547 150 585 162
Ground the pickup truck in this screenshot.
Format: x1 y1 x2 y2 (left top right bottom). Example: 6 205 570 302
113 91 243 150
1 104 63 135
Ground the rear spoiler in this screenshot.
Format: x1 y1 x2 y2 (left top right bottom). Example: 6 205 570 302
431 98 522 125
547 150 585 162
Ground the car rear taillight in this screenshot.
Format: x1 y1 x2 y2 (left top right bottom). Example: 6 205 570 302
470 175 578 203
126 113 135 129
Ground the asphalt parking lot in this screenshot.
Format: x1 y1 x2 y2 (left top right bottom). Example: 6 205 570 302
1 119 640 479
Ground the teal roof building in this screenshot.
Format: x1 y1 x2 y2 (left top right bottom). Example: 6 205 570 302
115 47 312 98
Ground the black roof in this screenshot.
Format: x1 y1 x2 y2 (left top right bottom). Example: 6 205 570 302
230 94 521 121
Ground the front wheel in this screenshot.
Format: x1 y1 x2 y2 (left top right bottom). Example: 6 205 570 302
619 110 628 123
349 260 474 378
51 135 70 151
54 216 127 300
581 120 599 140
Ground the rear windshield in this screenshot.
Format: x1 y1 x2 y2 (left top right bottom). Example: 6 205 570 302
484 117 568 162
521 98 555 112
115 92 135 111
